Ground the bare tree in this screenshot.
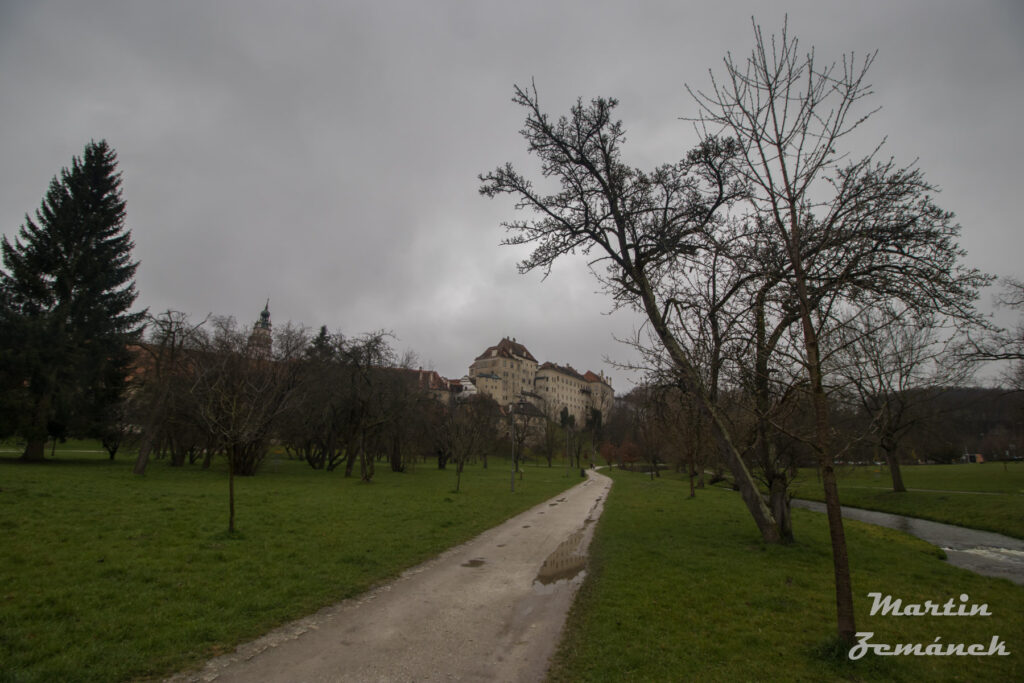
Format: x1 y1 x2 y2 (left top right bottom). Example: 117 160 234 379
188 317 306 532
687 20 991 642
647 385 711 497
506 400 544 484
441 394 502 491
277 329 400 480
130 310 207 475
539 418 561 468
479 85 782 542
482 20 990 645
832 306 976 490
337 333 399 482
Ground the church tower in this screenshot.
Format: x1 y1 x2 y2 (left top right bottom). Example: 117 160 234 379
248 299 272 357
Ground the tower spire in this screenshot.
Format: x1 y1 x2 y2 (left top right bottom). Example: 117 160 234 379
249 299 272 356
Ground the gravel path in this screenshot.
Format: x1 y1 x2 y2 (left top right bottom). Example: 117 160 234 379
168 469 612 682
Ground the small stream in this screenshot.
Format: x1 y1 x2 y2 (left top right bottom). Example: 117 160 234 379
792 500 1024 586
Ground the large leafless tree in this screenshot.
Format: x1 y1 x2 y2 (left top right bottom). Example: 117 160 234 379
686 20 991 642
480 84 782 544
482 20 990 646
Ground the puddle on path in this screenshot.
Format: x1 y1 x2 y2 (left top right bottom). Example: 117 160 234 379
461 558 486 568
533 530 586 586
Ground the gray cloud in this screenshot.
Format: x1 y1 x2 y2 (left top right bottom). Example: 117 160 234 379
2 0 1021 391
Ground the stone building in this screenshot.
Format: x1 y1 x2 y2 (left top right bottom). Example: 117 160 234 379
534 363 614 426
468 337 613 425
398 367 463 404
535 362 589 424
583 370 614 422
468 337 539 406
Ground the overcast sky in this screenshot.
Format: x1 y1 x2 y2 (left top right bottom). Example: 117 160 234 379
2 0 1021 392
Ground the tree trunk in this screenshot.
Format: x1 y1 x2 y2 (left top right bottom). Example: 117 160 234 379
797 289 856 644
22 396 50 461
103 435 120 460
882 440 907 492
21 387 52 462
169 436 186 467
707 408 781 543
22 438 46 461
784 215 856 642
132 439 153 474
769 477 793 543
389 436 405 473
688 455 696 498
633 275 780 543
886 453 906 492
228 453 236 533
359 434 374 482
752 290 794 543
820 460 855 643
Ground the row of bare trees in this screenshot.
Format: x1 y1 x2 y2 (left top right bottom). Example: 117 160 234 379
123 313 522 491
128 313 301 477
276 325 422 478
124 315 427 481
117 312 542 529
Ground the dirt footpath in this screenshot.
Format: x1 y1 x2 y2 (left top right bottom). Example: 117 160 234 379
169 469 612 682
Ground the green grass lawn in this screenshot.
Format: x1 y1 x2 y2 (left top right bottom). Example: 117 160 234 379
790 463 1024 539
549 469 1023 682
0 448 578 682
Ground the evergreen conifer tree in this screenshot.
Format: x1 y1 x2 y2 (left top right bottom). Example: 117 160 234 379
0 140 144 459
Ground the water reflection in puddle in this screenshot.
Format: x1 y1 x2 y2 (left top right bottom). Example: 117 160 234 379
534 530 587 587
531 476 611 594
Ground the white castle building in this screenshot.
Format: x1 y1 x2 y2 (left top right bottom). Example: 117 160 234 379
468 337 613 425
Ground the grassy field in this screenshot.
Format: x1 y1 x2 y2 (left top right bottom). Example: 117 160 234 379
549 468 1024 682
0 445 578 682
790 462 1024 539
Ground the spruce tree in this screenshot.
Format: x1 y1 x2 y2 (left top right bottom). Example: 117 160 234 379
0 140 144 460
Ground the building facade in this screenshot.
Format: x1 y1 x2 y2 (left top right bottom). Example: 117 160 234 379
468 337 613 425
468 337 539 407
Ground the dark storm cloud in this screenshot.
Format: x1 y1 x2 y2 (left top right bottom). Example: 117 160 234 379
2 1 1022 390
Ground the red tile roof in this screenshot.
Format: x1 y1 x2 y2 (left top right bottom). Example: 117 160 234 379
538 362 586 382
474 337 537 363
